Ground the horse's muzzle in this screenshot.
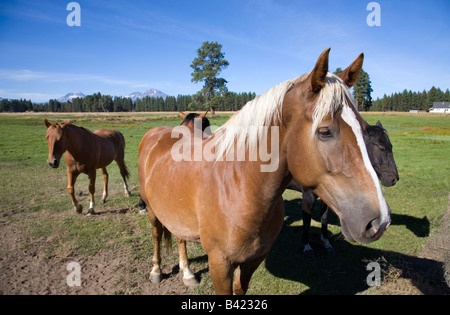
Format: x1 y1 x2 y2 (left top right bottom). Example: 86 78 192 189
47 158 60 169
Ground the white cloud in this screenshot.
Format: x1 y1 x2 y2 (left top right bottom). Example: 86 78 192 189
0 69 154 87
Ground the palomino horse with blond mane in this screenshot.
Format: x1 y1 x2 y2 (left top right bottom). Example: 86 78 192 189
45 120 131 215
138 48 391 294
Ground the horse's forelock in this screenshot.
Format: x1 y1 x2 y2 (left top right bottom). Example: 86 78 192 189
311 73 355 134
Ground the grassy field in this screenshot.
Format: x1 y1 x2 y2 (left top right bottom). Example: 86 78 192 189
0 111 448 295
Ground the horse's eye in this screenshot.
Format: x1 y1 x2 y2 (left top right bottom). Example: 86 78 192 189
318 127 332 138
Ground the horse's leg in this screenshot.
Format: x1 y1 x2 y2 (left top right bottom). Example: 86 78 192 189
87 170 96 215
115 158 131 197
208 251 235 295
320 202 335 254
98 167 108 204
233 254 267 295
302 211 313 253
301 190 317 254
67 169 82 214
138 196 147 215
177 237 199 287
149 216 164 283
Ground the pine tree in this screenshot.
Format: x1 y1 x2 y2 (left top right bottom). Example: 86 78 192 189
191 41 229 113
353 69 373 111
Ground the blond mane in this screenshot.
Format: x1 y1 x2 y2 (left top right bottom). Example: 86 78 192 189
213 72 356 160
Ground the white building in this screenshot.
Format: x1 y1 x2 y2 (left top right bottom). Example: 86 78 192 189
429 102 450 113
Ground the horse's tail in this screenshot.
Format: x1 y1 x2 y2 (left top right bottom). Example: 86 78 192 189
116 131 130 179
163 226 172 254
122 162 130 179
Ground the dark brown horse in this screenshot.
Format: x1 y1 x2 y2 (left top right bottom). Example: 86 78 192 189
139 48 391 294
179 111 211 136
45 120 131 215
291 120 399 255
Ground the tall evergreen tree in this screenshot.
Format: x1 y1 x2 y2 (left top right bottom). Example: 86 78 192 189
191 41 229 113
353 69 373 111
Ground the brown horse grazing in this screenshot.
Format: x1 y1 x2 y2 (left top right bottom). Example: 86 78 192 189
138 48 391 294
45 120 131 215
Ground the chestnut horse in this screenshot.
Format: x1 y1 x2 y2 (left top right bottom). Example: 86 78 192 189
45 120 131 215
138 48 391 294
138 111 211 285
291 120 399 255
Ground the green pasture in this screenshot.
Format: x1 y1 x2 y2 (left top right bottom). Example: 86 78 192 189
0 112 448 294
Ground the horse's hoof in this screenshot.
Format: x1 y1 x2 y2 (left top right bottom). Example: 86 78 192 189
302 244 315 261
100 199 106 204
150 272 162 284
303 250 316 261
75 205 83 214
86 208 96 216
326 247 336 255
183 276 200 287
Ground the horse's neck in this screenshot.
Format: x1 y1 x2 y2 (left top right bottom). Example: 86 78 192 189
233 127 291 204
64 125 95 158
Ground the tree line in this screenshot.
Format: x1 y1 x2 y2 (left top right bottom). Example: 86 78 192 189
0 91 256 113
371 86 450 112
3 86 450 113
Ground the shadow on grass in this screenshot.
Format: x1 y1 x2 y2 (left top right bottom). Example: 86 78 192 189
265 198 448 295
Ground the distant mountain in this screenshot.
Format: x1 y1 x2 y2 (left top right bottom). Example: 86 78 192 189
57 92 85 103
124 89 168 102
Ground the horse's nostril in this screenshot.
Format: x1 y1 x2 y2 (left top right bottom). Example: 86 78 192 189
365 220 377 238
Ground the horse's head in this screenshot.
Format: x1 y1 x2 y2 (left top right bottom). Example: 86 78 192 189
284 48 391 244
364 121 399 187
179 111 211 136
44 119 70 168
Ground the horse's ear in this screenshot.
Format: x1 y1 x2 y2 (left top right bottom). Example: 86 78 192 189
338 53 364 88
62 120 71 128
44 119 52 128
199 111 208 118
310 47 331 93
376 120 383 128
179 112 186 119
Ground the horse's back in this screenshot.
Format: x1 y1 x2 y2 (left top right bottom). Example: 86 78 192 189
90 129 125 166
138 126 202 242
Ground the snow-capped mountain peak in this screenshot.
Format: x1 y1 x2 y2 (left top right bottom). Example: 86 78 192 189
57 92 85 103
124 89 167 101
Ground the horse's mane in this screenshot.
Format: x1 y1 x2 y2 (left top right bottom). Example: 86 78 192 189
213 77 297 159
213 72 356 159
63 122 96 137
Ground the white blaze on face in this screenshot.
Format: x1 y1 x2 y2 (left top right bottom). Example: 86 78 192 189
340 104 390 225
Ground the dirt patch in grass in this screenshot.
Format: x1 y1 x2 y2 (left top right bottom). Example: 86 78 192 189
0 210 205 295
364 194 450 295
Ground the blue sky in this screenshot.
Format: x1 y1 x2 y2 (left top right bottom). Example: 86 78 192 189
0 0 449 103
